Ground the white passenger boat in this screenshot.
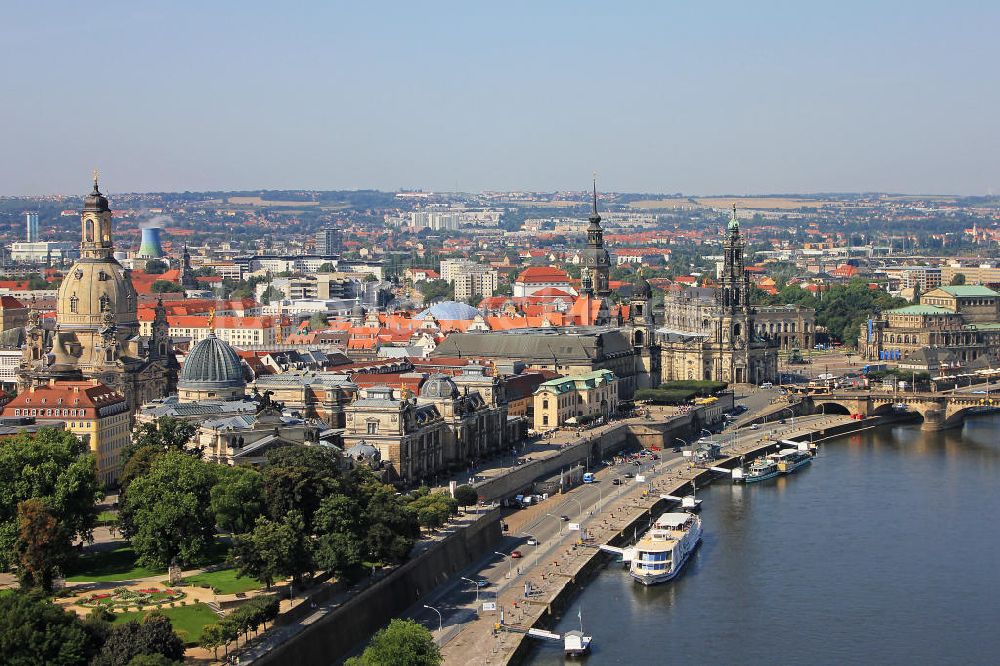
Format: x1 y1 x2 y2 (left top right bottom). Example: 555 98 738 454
770 448 813 474
740 456 781 484
629 512 702 585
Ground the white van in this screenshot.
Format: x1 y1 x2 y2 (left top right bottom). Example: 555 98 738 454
760 382 774 389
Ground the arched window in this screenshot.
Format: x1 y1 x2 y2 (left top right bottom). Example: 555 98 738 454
634 330 644 346
69 294 79 314
733 323 742 338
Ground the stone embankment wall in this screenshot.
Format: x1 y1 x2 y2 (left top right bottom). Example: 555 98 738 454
254 510 502 666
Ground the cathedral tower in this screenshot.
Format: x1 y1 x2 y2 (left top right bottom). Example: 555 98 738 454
582 179 611 297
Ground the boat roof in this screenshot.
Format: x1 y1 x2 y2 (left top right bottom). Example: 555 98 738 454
772 448 798 457
656 513 691 528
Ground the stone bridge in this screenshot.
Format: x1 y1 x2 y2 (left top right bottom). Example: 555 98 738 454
806 391 1000 431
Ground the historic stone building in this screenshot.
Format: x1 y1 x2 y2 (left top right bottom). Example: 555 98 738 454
658 207 779 384
19 178 178 413
859 285 1000 370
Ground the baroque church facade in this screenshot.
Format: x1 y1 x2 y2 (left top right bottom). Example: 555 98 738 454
658 207 778 385
20 178 178 412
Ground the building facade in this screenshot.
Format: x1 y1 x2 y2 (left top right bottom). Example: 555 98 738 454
532 369 619 431
658 207 779 384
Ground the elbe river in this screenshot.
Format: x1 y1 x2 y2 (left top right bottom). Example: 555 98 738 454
528 414 1000 665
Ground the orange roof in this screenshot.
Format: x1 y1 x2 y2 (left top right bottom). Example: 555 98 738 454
1 380 126 418
515 266 570 283
0 296 25 309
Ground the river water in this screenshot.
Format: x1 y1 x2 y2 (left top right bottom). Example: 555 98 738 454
528 415 1000 665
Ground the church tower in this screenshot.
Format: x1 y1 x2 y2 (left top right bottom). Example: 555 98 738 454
716 205 754 383
582 179 611 297
20 176 177 413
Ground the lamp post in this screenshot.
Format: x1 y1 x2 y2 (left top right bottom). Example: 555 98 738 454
545 512 563 536
423 604 442 633
567 496 584 519
495 551 511 578
460 577 480 603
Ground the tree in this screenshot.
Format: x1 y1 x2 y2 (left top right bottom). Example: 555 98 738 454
262 446 343 530
345 619 441 666
144 260 168 275
0 590 100 665
16 498 71 592
228 511 312 588
950 273 966 285
27 274 50 290
453 485 478 511
260 285 284 305
416 279 452 303
210 465 266 534
119 446 165 496
407 492 457 531
93 613 184 666
0 429 102 573
199 624 225 661
119 452 219 568
361 484 419 564
308 312 328 330
130 417 198 455
312 494 363 574
125 655 178 666
151 280 185 294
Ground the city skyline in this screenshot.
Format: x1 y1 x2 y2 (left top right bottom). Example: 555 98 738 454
2 2 998 197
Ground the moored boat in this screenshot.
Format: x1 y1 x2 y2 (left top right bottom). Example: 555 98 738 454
771 447 813 474
629 512 702 585
740 456 781 483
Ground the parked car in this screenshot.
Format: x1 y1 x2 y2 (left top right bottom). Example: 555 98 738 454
672 446 683 453
560 514 570 521
511 550 523 559
612 479 624 485
750 423 760 430
624 473 635 479
475 579 490 588
526 537 539 546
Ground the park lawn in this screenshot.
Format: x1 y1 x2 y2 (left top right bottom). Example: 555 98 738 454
97 510 118 522
183 569 262 595
67 542 231 583
66 546 164 582
113 602 219 645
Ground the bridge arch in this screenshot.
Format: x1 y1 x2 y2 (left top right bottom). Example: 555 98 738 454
814 401 851 416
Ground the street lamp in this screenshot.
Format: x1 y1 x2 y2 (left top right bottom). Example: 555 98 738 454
423 604 443 633
545 512 563 536
460 577 480 603
567 496 584 519
494 551 511 578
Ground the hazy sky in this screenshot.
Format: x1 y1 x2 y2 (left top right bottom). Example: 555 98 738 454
2 1 998 196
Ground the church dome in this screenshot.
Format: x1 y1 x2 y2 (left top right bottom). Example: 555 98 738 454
56 258 139 332
420 374 459 399
84 182 110 213
416 301 481 320
179 332 245 391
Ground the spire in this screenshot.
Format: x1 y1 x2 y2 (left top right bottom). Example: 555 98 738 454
92 168 100 193
728 203 740 232
589 174 601 225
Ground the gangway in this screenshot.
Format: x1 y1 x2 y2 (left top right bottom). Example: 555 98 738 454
598 544 635 562
527 628 562 642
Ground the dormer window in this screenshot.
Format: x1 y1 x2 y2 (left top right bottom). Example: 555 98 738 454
70 294 79 314
98 271 109 281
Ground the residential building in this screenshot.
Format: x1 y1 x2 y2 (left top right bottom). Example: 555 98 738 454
1 379 130 486
315 227 343 255
532 369 619 431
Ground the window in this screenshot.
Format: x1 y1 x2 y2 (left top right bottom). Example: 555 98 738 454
542 415 549 425
70 295 79 313
367 422 378 435
542 399 549 409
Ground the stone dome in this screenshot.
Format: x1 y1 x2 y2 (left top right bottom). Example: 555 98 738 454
415 301 481 320
56 258 139 333
179 332 245 391
420 374 459 399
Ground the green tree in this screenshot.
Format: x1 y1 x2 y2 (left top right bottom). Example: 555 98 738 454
262 446 343 530
0 590 100 666
312 494 363 574
950 273 966 285
345 619 441 666
308 312 329 330
93 613 184 666
416 279 452 303
119 446 165 496
16 498 71 592
119 452 219 568
228 511 312 588
151 280 185 294
210 465 266 534
129 417 198 455
27 274 50 290
260 285 284 305
0 429 102 573
125 655 178 666
144 260 168 275
407 492 457 531
362 484 420 564
453 485 478 510
199 624 225 661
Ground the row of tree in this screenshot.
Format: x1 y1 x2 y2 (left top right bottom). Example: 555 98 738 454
199 595 280 660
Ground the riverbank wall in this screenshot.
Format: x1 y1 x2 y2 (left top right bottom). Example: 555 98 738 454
252 509 502 666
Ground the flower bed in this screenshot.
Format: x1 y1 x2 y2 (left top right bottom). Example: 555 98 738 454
80 585 186 609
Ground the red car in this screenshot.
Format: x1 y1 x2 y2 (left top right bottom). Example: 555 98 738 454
511 550 523 558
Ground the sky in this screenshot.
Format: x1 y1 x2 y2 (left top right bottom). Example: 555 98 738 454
1 1 998 196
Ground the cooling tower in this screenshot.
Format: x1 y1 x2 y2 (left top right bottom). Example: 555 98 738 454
137 227 165 258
